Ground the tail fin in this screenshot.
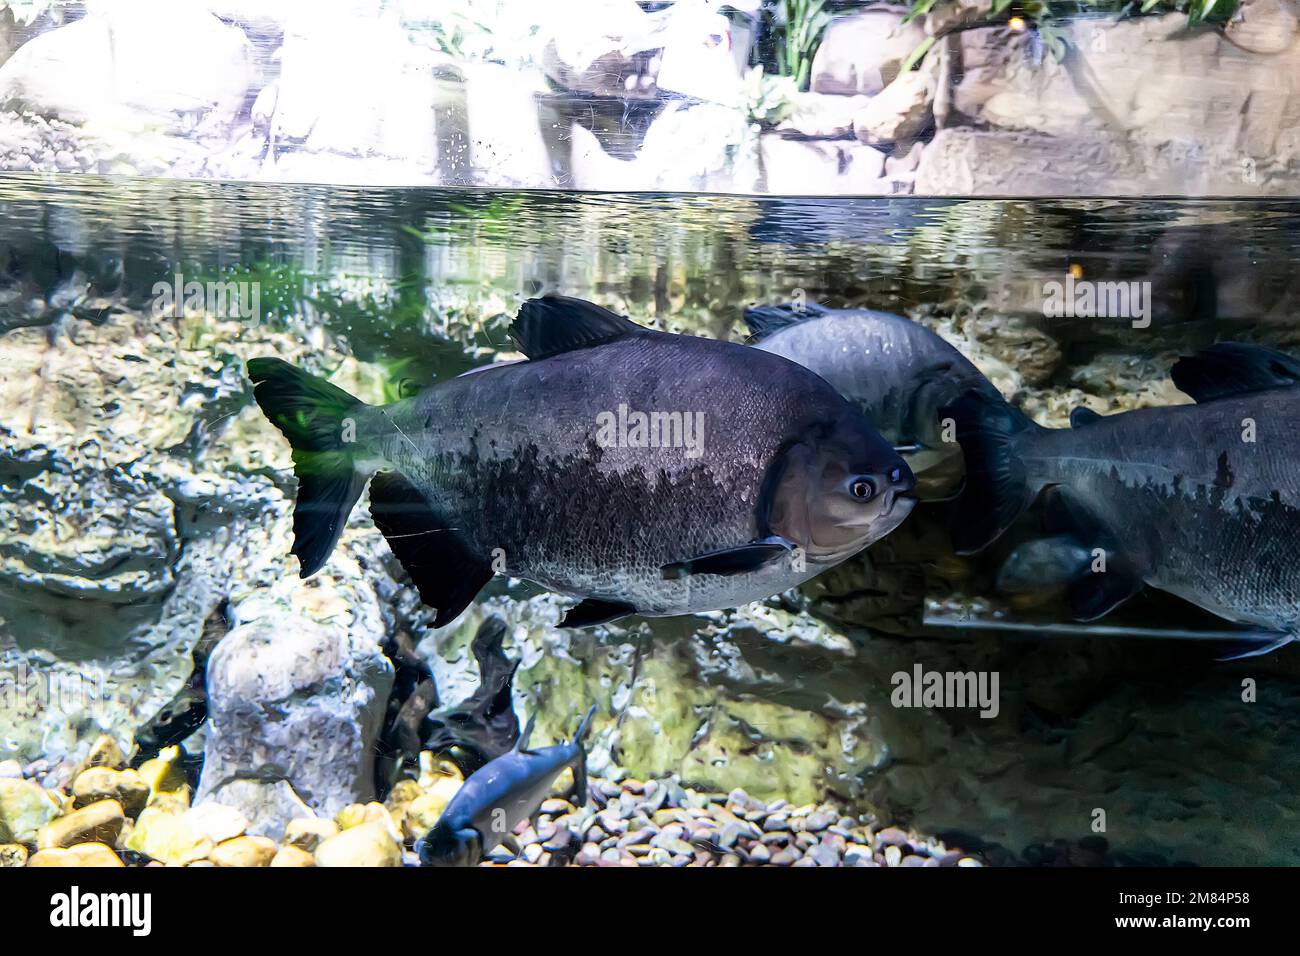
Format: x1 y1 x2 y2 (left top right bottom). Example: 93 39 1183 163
742 301 830 340
570 704 597 806
942 390 1041 555
246 358 369 577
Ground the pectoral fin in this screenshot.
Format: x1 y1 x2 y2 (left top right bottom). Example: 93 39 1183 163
515 712 536 752
661 536 795 580
560 598 637 628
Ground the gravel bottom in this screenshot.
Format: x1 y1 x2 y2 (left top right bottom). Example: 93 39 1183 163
2 739 983 868
471 777 983 868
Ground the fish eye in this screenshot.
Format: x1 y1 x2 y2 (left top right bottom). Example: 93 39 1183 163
849 478 876 501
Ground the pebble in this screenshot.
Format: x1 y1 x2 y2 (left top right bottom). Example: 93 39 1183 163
27 842 124 867
283 818 339 852
314 821 401 868
875 826 911 847
72 767 150 818
884 845 903 866
209 835 278 867
0 843 28 866
809 844 841 866
270 845 317 867
37 799 126 850
543 826 575 853
804 811 834 832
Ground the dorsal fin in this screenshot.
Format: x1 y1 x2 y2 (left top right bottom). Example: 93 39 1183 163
1069 406 1103 427
511 295 644 360
1170 343 1300 403
515 712 536 752
742 301 830 340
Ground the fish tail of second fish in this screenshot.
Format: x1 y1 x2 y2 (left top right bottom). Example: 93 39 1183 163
246 357 374 577
941 388 1044 555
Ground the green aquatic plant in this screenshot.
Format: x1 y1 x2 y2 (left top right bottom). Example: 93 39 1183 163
743 66 799 129
403 195 527 244
776 0 833 89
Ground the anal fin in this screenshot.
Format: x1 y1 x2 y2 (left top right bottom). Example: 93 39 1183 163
369 471 492 628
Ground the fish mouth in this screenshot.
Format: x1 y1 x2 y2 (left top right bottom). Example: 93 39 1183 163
879 488 907 519
833 492 917 530
876 493 916 532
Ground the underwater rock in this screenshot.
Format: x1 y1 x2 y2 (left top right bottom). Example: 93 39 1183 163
0 777 61 844
200 779 315 842
963 312 1062 387
418 596 889 807
811 7 928 97
0 308 363 777
197 601 394 820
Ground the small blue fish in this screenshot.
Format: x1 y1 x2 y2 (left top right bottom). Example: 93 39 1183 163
416 705 597 867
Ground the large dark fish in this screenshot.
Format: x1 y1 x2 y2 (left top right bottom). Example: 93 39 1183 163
247 295 915 629
415 705 596 867
744 301 1000 497
944 343 1300 657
